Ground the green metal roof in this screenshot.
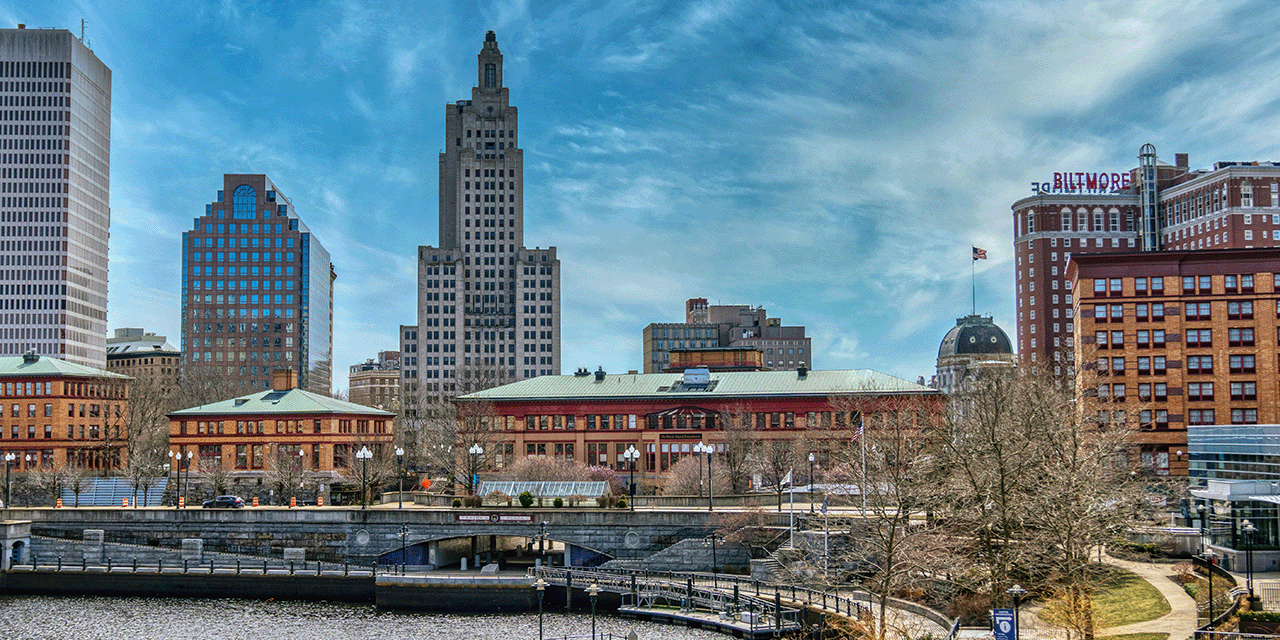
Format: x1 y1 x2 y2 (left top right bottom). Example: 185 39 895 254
459 369 937 402
168 387 396 417
0 355 128 379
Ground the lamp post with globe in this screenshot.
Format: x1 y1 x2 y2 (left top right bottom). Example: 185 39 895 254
623 445 640 511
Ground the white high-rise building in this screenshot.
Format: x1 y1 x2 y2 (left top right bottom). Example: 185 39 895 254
405 31 561 398
0 26 111 367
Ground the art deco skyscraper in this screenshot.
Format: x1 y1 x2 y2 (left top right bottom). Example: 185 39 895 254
405 31 561 397
181 175 334 394
0 26 111 367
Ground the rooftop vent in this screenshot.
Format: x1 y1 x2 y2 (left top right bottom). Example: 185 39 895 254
797 365 808 379
574 367 590 377
22 350 38 364
682 367 710 388
234 398 249 407
594 366 605 382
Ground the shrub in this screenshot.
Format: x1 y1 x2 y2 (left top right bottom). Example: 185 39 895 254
616 497 627 509
452 498 463 508
567 494 585 507
464 495 483 508
553 497 564 508
1241 612 1280 622
596 496 610 508
518 491 535 508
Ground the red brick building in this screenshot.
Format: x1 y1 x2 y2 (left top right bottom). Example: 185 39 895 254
168 369 394 478
1015 148 1280 367
1069 248 1280 476
455 367 943 481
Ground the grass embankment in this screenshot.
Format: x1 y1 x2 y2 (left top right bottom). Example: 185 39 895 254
1038 567 1170 629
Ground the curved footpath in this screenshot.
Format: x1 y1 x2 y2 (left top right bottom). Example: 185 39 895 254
1021 550 1196 640
1095 550 1197 639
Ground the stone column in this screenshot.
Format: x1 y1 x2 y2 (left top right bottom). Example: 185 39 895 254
82 529 104 564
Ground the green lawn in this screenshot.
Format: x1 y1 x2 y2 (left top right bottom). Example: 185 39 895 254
1038 568 1170 629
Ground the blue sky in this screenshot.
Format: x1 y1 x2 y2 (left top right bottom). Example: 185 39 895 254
9 0 1280 391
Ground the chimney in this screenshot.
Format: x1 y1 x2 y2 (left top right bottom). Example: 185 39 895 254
594 366 605 382
271 367 298 391
797 365 808 379
17 24 24 29
22 350 38 364
1175 153 1189 169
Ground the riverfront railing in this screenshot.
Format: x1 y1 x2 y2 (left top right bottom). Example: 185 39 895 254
10 556 377 577
531 565 960 640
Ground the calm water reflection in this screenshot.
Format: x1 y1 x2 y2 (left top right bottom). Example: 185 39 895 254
0 596 728 640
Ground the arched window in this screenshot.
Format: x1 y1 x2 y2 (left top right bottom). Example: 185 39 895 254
1109 210 1119 232
1093 209 1103 231
1241 180 1254 208
484 63 496 88
232 185 257 220
1061 208 1072 231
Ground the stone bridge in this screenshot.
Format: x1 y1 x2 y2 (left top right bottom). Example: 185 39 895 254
8 508 786 568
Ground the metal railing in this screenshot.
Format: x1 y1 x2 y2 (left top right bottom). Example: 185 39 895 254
9 555 376 577
530 565 959 640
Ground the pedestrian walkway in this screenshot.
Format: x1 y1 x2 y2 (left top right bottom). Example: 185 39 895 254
1095 550 1196 639
1015 550 1196 640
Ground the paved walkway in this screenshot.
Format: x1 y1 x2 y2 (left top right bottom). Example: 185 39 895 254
1095 550 1197 639
1017 550 1197 640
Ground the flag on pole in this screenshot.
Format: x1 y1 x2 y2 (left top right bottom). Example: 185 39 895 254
781 470 792 487
972 246 988 261
852 423 864 441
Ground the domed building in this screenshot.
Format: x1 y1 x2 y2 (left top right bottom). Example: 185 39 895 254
934 314 1016 393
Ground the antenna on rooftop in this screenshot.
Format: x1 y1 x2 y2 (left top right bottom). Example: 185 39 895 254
80 19 85 42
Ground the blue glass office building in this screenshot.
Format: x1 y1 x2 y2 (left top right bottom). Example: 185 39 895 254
180 175 333 394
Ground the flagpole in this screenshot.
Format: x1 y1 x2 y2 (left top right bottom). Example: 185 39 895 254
789 469 795 548
971 249 977 316
860 415 867 514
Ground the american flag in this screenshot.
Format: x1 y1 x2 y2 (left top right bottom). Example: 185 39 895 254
972 246 988 261
852 423 864 441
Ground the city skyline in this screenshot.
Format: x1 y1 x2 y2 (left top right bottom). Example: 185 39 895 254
8 1 1280 391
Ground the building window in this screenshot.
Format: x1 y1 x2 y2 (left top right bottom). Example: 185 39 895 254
1230 381 1258 401
1185 302 1211 321
1186 329 1212 348
1186 355 1212 374
1228 301 1254 319
1230 354 1256 373
1229 328 1255 347
1187 382 1214 401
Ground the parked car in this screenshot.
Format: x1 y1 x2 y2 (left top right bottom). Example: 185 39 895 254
202 495 245 509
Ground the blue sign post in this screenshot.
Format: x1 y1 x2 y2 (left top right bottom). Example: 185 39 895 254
993 608 1016 640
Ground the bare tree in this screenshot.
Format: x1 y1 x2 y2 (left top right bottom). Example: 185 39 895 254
661 454 729 496
62 464 93 507
264 448 310 505
929 362 1145 640
755 439 799 512
27 465 65 507
717 402 756 494
198 458 233 498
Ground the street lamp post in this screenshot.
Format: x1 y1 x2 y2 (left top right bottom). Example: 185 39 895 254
183 450 193 507
295 449 306 506
808 452 815 514
168 450 177 510
395 447 405 509
397 524 410 573
705 444 713 512
1203 548 1217 624
623 445 639 512
1197 504 1209 553
694 442 706 498
587 582 602 640
1243 520 1257 599
468 443 483 496
3 451 14 509
534 577 548 640
355 446 373 509
1006 584 1027 640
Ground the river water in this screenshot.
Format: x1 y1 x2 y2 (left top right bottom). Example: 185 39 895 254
0 596 728 640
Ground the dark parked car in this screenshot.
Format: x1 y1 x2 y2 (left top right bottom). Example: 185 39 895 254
202 495 245 509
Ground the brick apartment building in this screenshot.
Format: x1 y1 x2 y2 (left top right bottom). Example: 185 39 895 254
1069 248 1280 476
1015 146 1280 368
0 352 131 472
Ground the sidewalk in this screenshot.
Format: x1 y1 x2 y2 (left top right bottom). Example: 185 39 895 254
1017 550 1197 640
1095 550 1197 639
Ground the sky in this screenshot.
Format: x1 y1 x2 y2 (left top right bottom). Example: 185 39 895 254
9 0 1280 392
